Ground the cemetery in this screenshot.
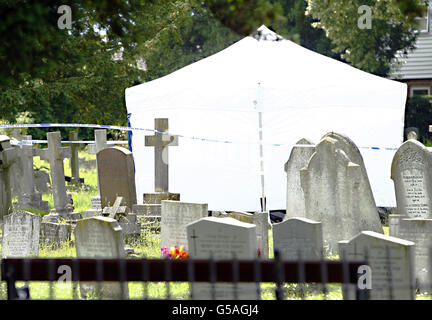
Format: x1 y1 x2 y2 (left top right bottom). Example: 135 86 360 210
2 1 432 305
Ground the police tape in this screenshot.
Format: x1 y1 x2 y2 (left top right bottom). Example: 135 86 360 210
0 123 400 150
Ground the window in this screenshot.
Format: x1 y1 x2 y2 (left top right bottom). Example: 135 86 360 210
415 5 430 33
411 86 431 96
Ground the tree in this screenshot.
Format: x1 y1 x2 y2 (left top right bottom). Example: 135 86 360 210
306 0 427 76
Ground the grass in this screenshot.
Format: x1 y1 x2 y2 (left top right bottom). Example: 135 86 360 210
0 149 427 300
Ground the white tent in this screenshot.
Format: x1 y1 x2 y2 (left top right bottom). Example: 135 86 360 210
125 25 407 211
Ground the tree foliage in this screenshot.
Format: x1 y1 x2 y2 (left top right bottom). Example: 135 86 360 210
306 0 427 76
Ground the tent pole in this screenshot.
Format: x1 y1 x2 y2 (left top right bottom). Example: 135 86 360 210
258 111 266 212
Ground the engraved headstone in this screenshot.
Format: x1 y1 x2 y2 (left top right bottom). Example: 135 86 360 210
74 216 128 299
273 217 323 260
391 139 432 219
160 200 207 251
40 222 72 248
284 138 315 220
339 231 415 300
186 217 258 300
392 218 432 293
300 137 364 252
2 211 41 257
322 132 383 233
97 147 137 210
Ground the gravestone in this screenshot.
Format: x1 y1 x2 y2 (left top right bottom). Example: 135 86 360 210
34 170 51 193
89 129 109 210
97 146 137 210
133 118 180 224
102 196 140 237
40 222 72 248
391 139 432 219
14 135 49 211
273 217 323 260
339 231 415 300
186 217 258 300
391 218 432 293
74 216 128 299
2 211 41 258
221 211 269 259
300 137 364 252
36 132 80 221
67 130 83 185
322 132 383 233
160 200 207 251
0 136 19 220
284 138 315 220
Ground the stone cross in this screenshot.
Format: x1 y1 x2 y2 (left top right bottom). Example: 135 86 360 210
37 132 72 214
102 196 128 220
145 118 178 193
89 129 109 200
19 135 38 196
67 130 81 184
89 129 108 155
0 136 19 219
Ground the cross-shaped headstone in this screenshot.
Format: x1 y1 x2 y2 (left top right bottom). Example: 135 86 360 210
145 118 179 193
36 131 72 214
88 129 108 155
0 135 20 219
67 130 82 184
102 196 129 220
89 129 109 199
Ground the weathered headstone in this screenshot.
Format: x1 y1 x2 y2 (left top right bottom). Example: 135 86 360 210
97 146 137 210
40 222 72 248
322 132 383 233
390 218 432 293
186 217 258 300
339 231 415 300
222 211 269 259
34 170 51 193
391 139 432 219
67 130 83 185
102 196 140 237
14 135 49 211
300 137 363 252
160 200 207 251
273 217 323 260
74 216 128 299
284 138 315 220
0 136 19 220
36 132 80 221
2 211 41 257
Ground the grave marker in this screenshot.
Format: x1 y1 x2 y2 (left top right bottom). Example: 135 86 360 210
97 146 137 210
284 138 315 220
186 217 258 300
0 135 19 219
339 231 415 300
74 216 128 299
160 200 207 251
273 217 323 260
391 139 432 219
2 211 41 258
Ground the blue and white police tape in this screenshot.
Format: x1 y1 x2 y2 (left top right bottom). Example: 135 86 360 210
1 123 400 150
